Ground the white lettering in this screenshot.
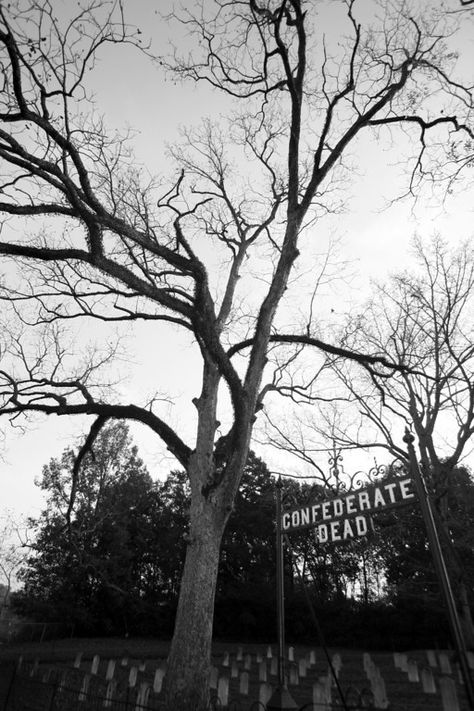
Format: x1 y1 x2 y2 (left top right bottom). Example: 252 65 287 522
400 478 415 500
343 519 354 539
384 482 397 504
291 511 300 528
356 516 368 536
373 488 386 507
330 520 341 541
282 513 290 530
301 508 310 525
318 524 328 543
322 501 331 520
358 491 370 511
311 504 320 523
333 499 343 517
346 494 356 514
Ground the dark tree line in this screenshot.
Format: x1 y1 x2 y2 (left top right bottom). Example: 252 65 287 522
13 422 474 649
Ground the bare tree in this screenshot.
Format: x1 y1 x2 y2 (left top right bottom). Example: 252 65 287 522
0 2 473 707
269 237 474 642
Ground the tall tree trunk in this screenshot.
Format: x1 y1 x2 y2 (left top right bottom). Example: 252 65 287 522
163 493 226 711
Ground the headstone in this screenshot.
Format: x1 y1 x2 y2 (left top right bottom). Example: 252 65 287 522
30 659 39 677
313 681 330 711
267 645 273 658
239 671 249 695
78 674 90 702
256 652 263 663
421 667 437 694
244 654 252 670
288 646 295 662
258 660 267 682
231 661 238 678
298 658 307 678
439 652 452 674
209 666 219 690
236 646 243 661
91 654 100 675
104 680 116 708
105 659 116 681
222 651 230 667
371 670 389 709
121 656 129 667
259 682 273 707
74 652 82 669
153 667 165 693
135 682 150 710
332 653 342 677
217 676 229 707
309 650 316 666
407 660 419 682
440 676 460 711
129 666 138 688
270 657 278 676
399 654 408 672
289 665 299 686
138 660 146 672
426 649 437 667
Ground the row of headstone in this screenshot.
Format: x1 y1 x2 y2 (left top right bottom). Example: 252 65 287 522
363 652 389 709
394 650 462 710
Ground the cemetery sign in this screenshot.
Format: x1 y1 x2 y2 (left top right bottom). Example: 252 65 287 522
282 475 416 544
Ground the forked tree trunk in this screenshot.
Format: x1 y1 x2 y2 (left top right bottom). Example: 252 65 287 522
163 493 227 711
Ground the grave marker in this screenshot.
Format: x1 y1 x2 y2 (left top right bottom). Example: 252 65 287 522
73 652 82 669
104 680 116 708
440 676 460 711
407 660 419 682
258 660 267 682
259 682 273 707
426 649 437 667
105 659 115 681
135 682 150 710
78 674 90 702
153 667 165 693
217 676 229 707
231 661 238 678
439 652 452 674
91 654 100 675
421 667 436 694
239 671 249 695
128 666 138 688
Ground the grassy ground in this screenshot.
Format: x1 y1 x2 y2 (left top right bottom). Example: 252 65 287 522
0 637 471 709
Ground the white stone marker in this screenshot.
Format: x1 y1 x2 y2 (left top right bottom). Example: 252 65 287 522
309 649 316 666
104 680 116 708
313 681 330 711
267 645 273 658
153 667 165 693
239 671 249 695
407 660 419 682
138 660 146 672
73 652 82 668
259 682 273 707
259 659 267 682
135 682 150 710
440 676 460 711
426 649 437 667
270 657 278 676
222 651 230 667
298 658 307 678
244 654 252 670
78 674 90 702
439 652 452 674
91 654 100 675
421 667 436 693
289 665 299 685
236 646 243 661
288 646 295 662
105 659 116 681
217 676 229 707
231 661 239 678
129 666 138 688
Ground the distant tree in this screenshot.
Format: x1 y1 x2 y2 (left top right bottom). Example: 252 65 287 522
0 512 28 611
19 422 160 633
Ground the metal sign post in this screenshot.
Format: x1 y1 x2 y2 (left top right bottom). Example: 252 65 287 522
403 429 474 709
266 477 297 711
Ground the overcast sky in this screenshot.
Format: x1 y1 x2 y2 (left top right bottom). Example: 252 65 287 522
1 0 474 520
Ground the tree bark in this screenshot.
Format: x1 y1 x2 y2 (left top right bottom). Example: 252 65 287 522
163 488 227 711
